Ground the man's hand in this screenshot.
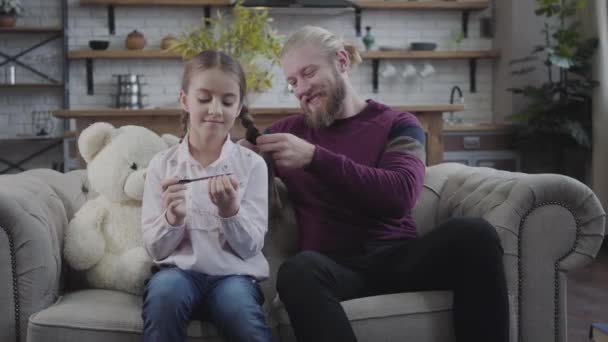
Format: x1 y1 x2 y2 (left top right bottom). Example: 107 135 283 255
209 175 240 218
161 177 187 226
257 133 316 169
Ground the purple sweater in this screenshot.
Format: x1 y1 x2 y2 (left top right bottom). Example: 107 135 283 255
267 100 426 255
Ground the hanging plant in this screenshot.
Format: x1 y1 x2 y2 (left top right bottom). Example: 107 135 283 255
170 0 283 93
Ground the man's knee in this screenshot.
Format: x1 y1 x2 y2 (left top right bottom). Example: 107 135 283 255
276 251 326 295
445 217 500 243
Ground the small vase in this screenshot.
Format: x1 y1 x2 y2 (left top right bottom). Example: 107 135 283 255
126 30 146 50
0 14 17 28
362 26 375 51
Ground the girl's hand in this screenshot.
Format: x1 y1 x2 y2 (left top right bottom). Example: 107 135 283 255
161 177 187 226
209 175 240 217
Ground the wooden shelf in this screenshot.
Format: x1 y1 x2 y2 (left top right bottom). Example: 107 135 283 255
361 49 500 60
80 0 233 5
0 83 64 89
54 105 465 118
80 0 232 36
70 50 182 94
69 49 181 59
355 1 489 10
0 27 63 34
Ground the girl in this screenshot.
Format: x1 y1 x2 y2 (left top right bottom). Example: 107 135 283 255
141 50 272 342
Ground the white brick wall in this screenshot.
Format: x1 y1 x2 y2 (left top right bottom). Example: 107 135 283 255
67 2 495 123
0 0 496 170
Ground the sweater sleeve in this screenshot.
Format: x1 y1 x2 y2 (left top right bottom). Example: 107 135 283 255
141 154 187 261
219 158 268 260
306 116 426 218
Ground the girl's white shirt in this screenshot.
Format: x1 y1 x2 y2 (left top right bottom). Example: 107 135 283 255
142 135 269 279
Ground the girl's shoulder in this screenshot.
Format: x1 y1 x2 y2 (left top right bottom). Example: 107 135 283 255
230 144 267 175
232 143 266 166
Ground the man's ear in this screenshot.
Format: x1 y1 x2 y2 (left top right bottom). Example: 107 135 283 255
335 49 350 73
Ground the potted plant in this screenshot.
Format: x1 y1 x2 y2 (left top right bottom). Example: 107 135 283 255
170 0 282 95
0 0 23 28
508 0 598 182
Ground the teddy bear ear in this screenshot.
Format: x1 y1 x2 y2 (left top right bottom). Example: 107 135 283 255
161 134 180 148
78 122 116 163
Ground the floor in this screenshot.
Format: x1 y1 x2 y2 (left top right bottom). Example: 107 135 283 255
567 241 608 341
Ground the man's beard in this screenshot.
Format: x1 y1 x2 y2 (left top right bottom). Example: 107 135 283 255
304 70 346 129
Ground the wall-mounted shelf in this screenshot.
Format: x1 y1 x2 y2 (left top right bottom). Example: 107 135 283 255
0 27 64 34
54 104 465 118
68 49 181 59
0 83 64 88
353 0 489 36
69 49 181 94
80 0 233 35
361 49 500 93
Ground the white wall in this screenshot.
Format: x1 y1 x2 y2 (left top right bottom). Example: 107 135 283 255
493 0 557 120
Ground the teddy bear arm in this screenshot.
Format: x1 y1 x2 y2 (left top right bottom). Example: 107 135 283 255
64 201 107 271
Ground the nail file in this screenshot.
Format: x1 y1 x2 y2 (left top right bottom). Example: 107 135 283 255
177 173 233 184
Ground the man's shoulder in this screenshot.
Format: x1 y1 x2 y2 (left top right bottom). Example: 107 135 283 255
366 100 422 128
367 101 425 145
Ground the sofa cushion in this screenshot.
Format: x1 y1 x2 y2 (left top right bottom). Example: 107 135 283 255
274 291 455 342
27 289 259 342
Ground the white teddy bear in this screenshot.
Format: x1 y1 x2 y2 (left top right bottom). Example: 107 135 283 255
64 122 179 295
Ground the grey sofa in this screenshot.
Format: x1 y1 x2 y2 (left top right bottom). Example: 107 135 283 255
0 163 605 342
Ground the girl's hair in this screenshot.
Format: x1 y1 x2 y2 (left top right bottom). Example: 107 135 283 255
179 50 255 138
179 50 282 216
281 26 361 69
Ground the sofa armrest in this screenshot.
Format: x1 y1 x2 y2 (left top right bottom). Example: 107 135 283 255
432 163 606 342
0 171 69 342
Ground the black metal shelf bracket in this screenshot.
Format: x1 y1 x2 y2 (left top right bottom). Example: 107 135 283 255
108 5 116 35
462 10 470 38
469 58 477 93
86 59 94 95
354 6 362 36
372 59 379 93
205 6 211 27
